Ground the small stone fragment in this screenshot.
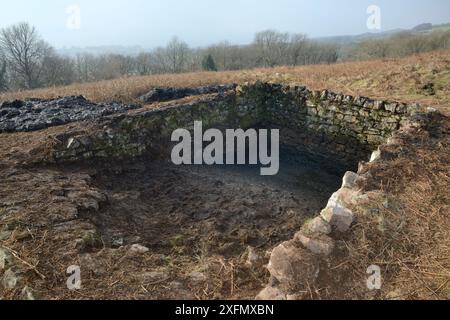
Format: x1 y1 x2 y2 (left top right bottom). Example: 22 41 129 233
0 248 13 271
245 246 263 267
2 268 19 289
189 271 207 283
21 286 37 300
130 244 150 254
136 271 169 283
370 149 381 162
256 286 286 300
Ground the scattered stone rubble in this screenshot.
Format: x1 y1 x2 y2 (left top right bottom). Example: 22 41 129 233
0 96 140 133
139 84 236 103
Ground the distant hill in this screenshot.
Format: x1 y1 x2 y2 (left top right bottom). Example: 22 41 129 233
412 23 433 32
56 22 450 56
315 22 450 44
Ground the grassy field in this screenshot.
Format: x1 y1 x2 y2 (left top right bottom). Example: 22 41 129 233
1 50 450 115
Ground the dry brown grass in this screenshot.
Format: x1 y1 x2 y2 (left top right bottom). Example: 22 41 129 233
326 115 450 300
1 50 450 115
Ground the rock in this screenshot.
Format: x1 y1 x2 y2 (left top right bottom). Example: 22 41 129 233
367 134 385 145
0 230 12 241
426 107 437 114
112 236 124 248
67 138 81 149
321 203 354 233
295 232 335 256
0 248 14 271
266 241 319 288
1 100 24 109
373 101 385 111
302 217 331 235
331 188 359 208
386 137 402 146
342 171 359 189
2 268 19 289
136 271 169 284
370 149 381 162
139 85 236 103
130 244 150 254
169 281 184 290
188 271 207 283
396 104 408 114
21 286 37 300
0 96 140 133
245 246 263 267
256 286 286 300
385 103 398 113
286 294 303 300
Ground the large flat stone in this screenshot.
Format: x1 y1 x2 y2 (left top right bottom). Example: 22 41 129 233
266 241 319 287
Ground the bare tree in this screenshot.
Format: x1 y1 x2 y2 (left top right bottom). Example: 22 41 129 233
135 52 153 75
152 47 170 73
166 37 190 73
207 41 231 70
288 33 308 65
74 53 96 82
0 22 52 89
0 56 7 92
254 30 289 67
41 53 76 86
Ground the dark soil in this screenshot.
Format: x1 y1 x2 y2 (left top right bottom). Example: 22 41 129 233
58 155 342 299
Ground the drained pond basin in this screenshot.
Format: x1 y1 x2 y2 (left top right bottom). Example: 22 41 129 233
0 82 427 299
89 154 343 258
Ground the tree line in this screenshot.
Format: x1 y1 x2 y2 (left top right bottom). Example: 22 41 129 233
345 29 450 60
1 22 450 92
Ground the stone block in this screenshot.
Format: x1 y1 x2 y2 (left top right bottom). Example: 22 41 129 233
321 203 354 233
267 241 319 286
295 232 335 256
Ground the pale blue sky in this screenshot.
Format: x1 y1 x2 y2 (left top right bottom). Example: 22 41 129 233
1 0 449 49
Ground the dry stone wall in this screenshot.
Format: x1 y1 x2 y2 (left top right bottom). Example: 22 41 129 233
256 111 438 300
52 82 424 174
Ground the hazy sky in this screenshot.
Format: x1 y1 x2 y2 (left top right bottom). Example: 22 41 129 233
1 0 449 49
